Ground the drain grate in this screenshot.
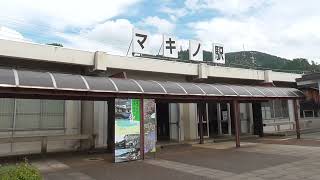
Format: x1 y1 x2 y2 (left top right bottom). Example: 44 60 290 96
84 157 104 162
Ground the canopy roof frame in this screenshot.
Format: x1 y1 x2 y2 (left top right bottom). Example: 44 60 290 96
0 68 304 102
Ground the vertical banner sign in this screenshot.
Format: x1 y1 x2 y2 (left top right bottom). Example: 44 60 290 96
143 99 156 158
163 35 178 58
132 28 150 55
114 99 141 163
213 43 225 64
189 40 203 61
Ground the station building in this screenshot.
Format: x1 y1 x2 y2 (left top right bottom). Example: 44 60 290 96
0 39 312 157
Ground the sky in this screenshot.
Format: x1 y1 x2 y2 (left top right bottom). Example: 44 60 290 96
0 0 319 61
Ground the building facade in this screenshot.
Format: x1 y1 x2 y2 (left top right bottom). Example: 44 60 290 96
0 39 305 157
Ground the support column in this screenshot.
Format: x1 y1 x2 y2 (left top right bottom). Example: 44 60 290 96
227 103 232 135
197 103 204 144
107 98 115 153
140 99 145 159
80 101 95 150
248 103 254 134
217 103 222 135
252 102 264 137
293 99 301 139
232 100 241 148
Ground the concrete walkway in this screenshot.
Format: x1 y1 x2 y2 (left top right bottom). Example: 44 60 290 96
32 139 320 180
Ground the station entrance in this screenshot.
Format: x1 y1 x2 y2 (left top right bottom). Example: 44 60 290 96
0 68 303 163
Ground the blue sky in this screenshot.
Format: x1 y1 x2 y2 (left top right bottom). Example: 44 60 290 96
0 0 319 61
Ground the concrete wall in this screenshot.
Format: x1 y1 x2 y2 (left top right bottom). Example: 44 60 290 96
0 100 81 156
0 39 302 83
300 118 320 130
240 103 254 134
93 101 108 148
0 39 94 66
263 100 295 133
182 103 198 140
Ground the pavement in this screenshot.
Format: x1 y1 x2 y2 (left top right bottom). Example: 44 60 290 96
29 133 320 180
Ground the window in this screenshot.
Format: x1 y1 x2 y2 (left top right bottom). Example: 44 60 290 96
261 103 272 120
41 100 65 128
299 100 320 119
0 98 65 130
261 100 289 120
303 110 315 118
16 99 41 129
0 98 14 129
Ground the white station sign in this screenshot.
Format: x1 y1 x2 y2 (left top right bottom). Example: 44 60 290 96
132 28 150 55
189 40 203 61
162 35 178 58
213 43 225 64
131 28 225 64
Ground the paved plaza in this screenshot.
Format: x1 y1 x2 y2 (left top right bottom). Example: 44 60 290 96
31 134 320 180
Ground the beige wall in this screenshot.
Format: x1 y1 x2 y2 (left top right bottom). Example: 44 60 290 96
0 39 301 83
0 100 81 156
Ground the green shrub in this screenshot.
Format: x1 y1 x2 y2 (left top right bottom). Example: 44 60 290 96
0 160 41 180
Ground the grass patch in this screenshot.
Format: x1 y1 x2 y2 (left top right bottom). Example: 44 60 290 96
0 159 41 180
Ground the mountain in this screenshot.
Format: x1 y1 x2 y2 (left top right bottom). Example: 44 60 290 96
178 50 320 73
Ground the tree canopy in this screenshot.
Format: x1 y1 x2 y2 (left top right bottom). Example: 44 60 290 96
178 50 319 73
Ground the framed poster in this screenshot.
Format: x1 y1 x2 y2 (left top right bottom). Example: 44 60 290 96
143 99 156 157
114 99 141 163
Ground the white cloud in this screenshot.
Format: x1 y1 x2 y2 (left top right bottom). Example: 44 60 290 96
189 0 320 61
142 16 175 33
160 6 187 21
58 19 134 54
59 18 188 56
0 0 141 30
0 26 29 42
185 0 267 15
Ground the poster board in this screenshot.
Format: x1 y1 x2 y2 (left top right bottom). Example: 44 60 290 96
143 99 156 158
114 99 141 163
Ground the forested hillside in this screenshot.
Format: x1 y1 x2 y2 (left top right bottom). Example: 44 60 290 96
178 50 320 73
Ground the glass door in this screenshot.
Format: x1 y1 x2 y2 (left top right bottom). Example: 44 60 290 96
219 103 231 135
197 104 210 138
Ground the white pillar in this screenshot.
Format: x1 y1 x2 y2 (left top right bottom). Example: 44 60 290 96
288 100 295 130
80 101 94 150
169 103 180 141
179 104 185 142
248 103 254 134
217 103 222 135
264 70 273 83
227 103 232 135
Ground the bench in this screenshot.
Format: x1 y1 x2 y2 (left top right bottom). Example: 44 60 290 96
264 121 295 131
0 134 93 154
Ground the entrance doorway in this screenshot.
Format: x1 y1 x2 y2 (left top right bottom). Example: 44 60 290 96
156 102 170 140
197 104 210 138
207 102 232 137
220 103 231 135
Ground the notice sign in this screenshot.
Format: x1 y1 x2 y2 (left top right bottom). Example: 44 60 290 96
222 111 228 122
143 99 156 157
115 99 141 163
